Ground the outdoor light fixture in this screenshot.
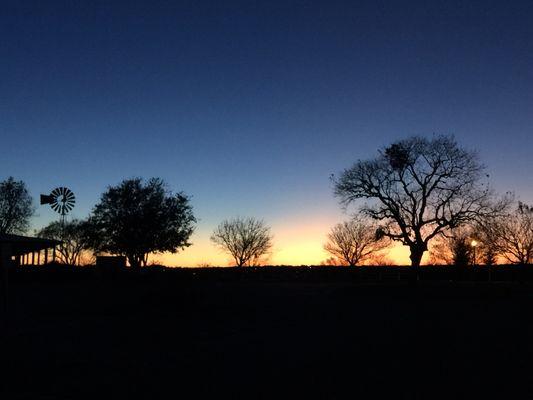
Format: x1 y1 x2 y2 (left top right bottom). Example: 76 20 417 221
471 239 478 267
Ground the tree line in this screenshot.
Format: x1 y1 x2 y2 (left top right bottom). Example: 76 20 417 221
1 135 531 267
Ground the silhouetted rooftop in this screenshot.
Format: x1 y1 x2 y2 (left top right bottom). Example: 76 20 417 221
0 234 60 256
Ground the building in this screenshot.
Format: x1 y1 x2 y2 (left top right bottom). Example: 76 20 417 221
0 234 60 268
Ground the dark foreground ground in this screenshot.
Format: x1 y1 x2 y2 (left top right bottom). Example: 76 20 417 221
2 267 533 399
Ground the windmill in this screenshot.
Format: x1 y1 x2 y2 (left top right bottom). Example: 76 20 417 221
40 187 76 226
40 187 76 264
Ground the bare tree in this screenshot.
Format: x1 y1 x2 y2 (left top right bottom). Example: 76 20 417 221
334 135 508 267
490 203 533 265
37 219 90 265
0 177 34 234
324 216 389 266
211 217 273 267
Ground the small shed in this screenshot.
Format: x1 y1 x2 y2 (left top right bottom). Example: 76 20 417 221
0 234 61 268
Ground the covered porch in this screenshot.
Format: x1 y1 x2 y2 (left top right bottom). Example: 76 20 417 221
0 234 61 268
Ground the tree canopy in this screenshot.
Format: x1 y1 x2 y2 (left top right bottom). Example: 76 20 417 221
0 177 34 234
86 177 196 268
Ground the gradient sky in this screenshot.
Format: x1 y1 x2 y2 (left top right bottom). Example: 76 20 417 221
1 1 532 266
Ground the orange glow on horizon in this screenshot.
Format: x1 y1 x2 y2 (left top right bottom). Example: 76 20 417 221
155 241 419 267
151 216 428 267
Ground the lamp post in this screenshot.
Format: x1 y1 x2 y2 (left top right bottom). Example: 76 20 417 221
471 240 478 267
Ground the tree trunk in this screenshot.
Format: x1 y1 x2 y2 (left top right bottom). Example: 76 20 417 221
128 255 141 269
409 243 427 283
409 244 426 267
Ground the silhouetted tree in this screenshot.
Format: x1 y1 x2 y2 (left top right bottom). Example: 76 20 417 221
334 135 508 267
471 221 500 265
324 216 389 266
37 219 90 265
430 228 473 266
490 202 533 264
211 217 273 267
0 177 34 234
321 257 345 266
86 178 196 268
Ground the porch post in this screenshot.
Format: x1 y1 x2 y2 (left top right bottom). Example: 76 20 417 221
1 243 12 318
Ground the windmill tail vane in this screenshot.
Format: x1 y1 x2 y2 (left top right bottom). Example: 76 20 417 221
40 187 76 216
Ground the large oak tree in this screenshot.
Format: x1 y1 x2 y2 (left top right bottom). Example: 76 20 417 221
86 178 196 268
334 135 507 267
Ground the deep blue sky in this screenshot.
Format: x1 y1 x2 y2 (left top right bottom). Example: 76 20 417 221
1 1 532 265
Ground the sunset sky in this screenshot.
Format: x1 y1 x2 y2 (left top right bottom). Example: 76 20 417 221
2 1 532 266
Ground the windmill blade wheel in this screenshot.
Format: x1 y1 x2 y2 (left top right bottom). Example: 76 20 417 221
49 187 76 216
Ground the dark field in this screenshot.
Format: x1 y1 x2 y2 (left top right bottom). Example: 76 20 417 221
3 267 533 399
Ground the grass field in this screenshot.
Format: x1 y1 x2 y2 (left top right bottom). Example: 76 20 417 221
3 267 533 399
